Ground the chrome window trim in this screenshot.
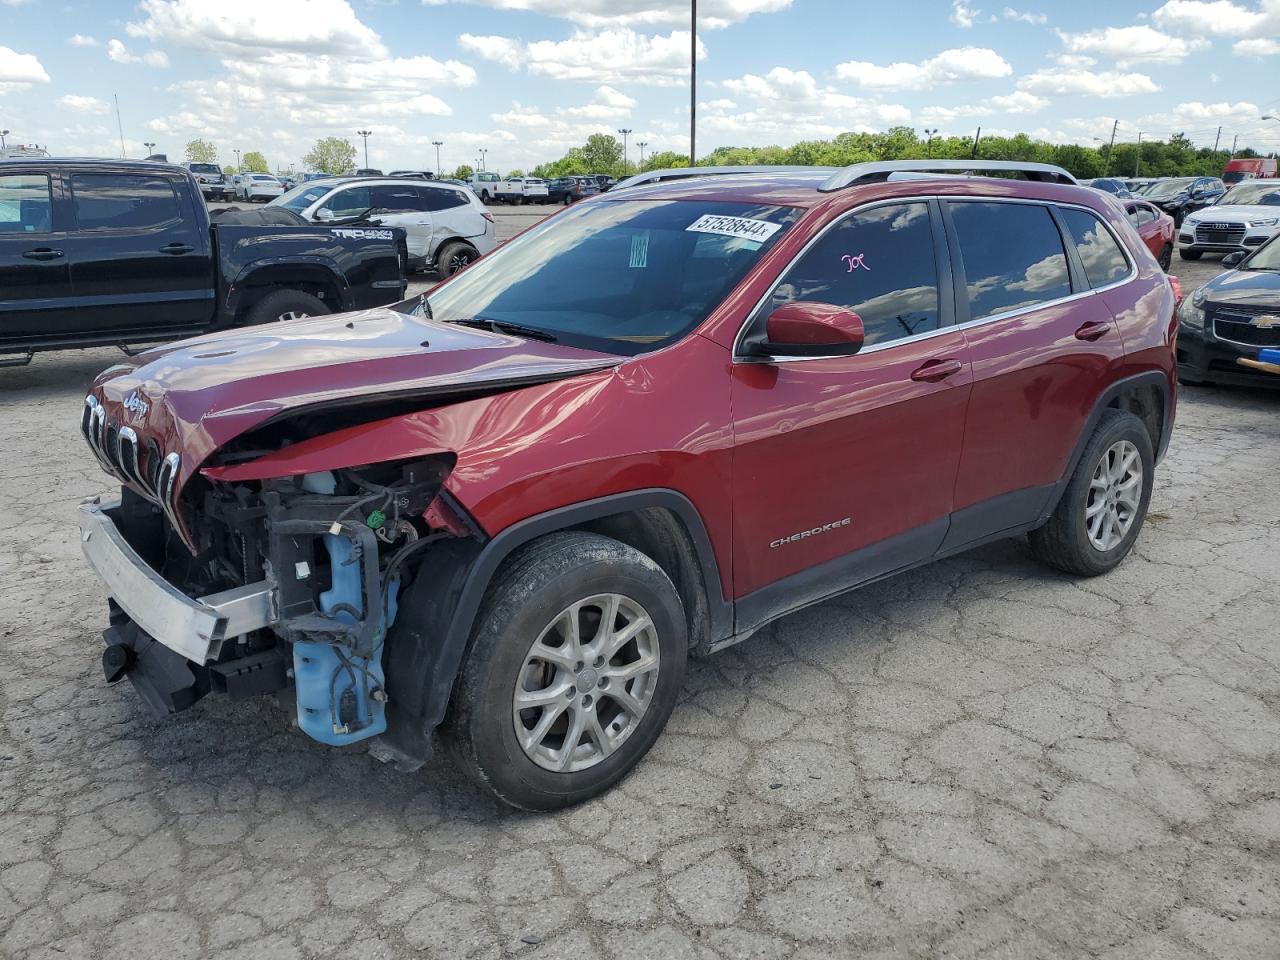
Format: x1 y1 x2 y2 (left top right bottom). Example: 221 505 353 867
731 193 1138 364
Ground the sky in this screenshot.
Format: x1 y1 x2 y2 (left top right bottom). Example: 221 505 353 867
1 0 1279 175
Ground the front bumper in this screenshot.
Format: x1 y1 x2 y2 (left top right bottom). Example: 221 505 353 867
1177 321 1280 388
78 497 276 664
1178 223 1276 254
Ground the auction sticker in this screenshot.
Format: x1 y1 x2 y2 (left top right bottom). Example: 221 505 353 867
686 214 781 243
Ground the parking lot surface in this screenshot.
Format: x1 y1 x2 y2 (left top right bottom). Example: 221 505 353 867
2 225 1277 959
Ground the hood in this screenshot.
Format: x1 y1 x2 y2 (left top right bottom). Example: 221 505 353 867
1200 268 1280 309
1188 204 1280 223
89 305 621 488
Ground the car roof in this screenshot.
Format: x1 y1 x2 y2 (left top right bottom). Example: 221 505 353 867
299 176 471 191
0 156 188 175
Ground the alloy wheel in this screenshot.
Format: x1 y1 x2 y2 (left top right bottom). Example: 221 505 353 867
512 593 660 773
277 311 310 322
449 251 473 272
1085 439 1142 551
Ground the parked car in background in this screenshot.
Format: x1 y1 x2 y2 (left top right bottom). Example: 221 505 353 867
186 162 229 201
589 174 617 192
271 176 496 276
1178 179 1280 261
1222 157 1278 185
1124 199 1175 270
77 159 1175 811
355 168 384 177
390 170 436 180
1144 176 1225 225
1177 234 1280 386
0 158 406 364
515 177 550 204
1085 177 1133 199
546 176 602 205
468 172 546 205
237 173 286 202
1124 177 1159 194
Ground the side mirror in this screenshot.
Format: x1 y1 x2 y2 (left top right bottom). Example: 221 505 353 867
744 301 865 359
315 208 335 221
1222 251 1246 268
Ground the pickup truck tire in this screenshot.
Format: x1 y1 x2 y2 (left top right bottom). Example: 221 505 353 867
436 241 478 278
244 289 329 326
1029 409 1154 577
445 531 688 811
479 190 491 204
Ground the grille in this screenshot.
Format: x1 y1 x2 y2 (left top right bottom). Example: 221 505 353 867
1194 222 1246 245
82 395 183 530
1212 309 1280 348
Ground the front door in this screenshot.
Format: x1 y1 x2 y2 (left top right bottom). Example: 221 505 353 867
729 200 971 624
0 169 71 347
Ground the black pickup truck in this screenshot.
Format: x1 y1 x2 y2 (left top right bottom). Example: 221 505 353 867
0 158 407 365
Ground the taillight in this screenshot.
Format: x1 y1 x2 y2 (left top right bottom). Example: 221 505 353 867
482 211 494 223
1168 275 1182 304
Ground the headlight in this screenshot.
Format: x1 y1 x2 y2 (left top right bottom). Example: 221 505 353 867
1178 291 1206 331
1248 217 1278 227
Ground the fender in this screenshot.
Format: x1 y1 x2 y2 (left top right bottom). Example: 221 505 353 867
221 255 354 323
378 488 729 768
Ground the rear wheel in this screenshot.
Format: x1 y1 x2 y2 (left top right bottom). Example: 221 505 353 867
436 241 478 278
445 532 688 810
1158 243 1172 271
1029 409 1154 577
1179 248 1202 261
244 289 328 326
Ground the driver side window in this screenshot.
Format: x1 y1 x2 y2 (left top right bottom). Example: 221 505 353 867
318 186 372 219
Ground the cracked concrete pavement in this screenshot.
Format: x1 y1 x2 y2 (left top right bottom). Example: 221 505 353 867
2 246 1279 959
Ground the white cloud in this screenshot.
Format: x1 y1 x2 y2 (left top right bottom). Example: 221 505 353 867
1003 7 1047 23
126 0 386 59
68 34 99 47
989 90 1050 112
835 47 1012 91
1234 36 1280 54
1018 67 1160 98
951 1 981 27
428 0 790 30
1057 25 1207 64
469 29 703 85
59 94 109 113
1152 0 1278 36
106 39 170 67
919 89 1047 126
0 45 50 90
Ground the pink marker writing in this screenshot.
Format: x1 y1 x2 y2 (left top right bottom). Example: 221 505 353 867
841 253 870 272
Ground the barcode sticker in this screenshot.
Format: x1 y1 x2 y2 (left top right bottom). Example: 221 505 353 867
686 214 782 243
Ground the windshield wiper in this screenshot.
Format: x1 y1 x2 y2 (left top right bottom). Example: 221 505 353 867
448 317 558 342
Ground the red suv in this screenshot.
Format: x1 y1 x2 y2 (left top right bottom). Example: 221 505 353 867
78 161 1177 810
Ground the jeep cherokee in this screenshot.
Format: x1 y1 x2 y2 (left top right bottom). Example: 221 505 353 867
77 160 1177 810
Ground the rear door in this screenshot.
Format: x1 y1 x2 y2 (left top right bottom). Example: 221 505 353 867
0 168 71 345
944 199 1126 548
420 185 480 245
368 183 432 262
62 169 213 333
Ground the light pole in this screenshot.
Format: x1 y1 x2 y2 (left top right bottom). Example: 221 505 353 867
1134 130 1143 178
0 130 7 151
637 140 648 169
618 128 632 175
479 148 488 172
690 0 697 165
357 130 372 169
924 128 938 157
234 148 241 172
144 141 156 157
432 140 443 176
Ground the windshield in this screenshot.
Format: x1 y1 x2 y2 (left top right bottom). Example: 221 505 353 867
1144 178 1196 199
272 182 333 211
1220 182 1280 206
424 199 801 356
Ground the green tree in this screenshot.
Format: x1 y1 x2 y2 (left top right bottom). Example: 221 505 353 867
303 137 357 175
452 164 474 179
642 150 690 170
507 168 524 177
184 138 218 165
581 134 623 175
241 150 269 173
222 165 236 176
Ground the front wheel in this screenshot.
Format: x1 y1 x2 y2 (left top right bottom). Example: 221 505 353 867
445 532 688 811
1029 409 1154 577
244 289 329 325
1158 243 1172 271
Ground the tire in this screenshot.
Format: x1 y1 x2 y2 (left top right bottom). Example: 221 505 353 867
436 241 478 278
1158 243 1172 272
244 289 329 326
480 190 491 204
1029 409 1154 577
1179 248 1202 261
445 531 688 811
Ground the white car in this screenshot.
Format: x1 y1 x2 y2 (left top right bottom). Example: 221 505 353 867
237 174 286 202
1179 180 1280 260
270 177 498 276
518 177 551 204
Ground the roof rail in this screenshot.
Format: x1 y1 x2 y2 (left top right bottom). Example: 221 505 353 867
819 159 1077 192
612 165 836 191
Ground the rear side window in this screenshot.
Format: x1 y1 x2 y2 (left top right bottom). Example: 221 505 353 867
1058 207 1131 288
419 187 469 211
71 173 181 231
769 201 940 347
949 201 1071 321
371 184 425 212
0 174 52 233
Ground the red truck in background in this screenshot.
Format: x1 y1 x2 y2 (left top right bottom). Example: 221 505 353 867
1223 157 1278 184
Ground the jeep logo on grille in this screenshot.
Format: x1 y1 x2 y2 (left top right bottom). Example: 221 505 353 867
122 391 149 422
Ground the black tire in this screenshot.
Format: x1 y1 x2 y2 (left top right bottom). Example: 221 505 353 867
1179 248 1202 261
243 289 329 326
480 190 491 204
445 531 688 811
1029 409 1154 577
1158 243 1172 271
436 241 478 278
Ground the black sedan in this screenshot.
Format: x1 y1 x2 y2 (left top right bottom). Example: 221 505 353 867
1177 237 1280 387
1144 176 1226 226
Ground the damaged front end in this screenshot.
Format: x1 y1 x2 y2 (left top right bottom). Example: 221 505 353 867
80 455 474 750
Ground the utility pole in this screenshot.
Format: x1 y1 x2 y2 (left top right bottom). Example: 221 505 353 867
924 128 938 157
1104 119 1118 175
114 93 125 158
357 129 372 169
617 128 632 175
1213 125 1222 154
1134 131 1143 177
637 141 648 169
431 140 443 176
970 126 982 159
1231 133 1238 157
690 0 697 166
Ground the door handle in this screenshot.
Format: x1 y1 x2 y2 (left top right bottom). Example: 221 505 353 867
159 243 194 255
21 247 63 261
910 358 963 382
1074 320 1110 342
